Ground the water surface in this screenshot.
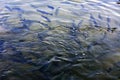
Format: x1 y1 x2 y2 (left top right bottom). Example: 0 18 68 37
0 0 120 80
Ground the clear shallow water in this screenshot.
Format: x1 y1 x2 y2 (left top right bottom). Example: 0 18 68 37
0 0 120 80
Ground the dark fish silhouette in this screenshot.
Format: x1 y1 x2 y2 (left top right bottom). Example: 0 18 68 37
47 5 54 10
37 9 53 15
41 15 51 22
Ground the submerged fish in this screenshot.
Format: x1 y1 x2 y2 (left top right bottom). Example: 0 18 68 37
47 5 54 10
37 9 53 15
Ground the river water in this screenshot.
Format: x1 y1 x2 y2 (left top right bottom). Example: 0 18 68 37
0 0 120 80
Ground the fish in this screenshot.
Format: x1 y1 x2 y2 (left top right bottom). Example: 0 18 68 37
39 21 51 29
21 19 32 28
111 27 117 33
80 4 85 8
89 14 99 27
61 1 77 6
37 30 49 41
87 41 101 51
5 6 12 11
12 51 26 62
106 17 111 31
8 55 27 63
101 32 107 40
98 13 103 20
41 15 51 22
69 26 77 37
0 40 5 53
55 57 73 63
2 45 27 63
106 17 111 23
0 40 5 46
78 20 83 28
12 7 24 13
37 9 53 15
0 16 9 22
30 4 37 8
10 27 28 33
81 32 89 39
20 19 40 29
55 7 60 16
47 5 54 10
5 6 24 13
74 38 83 48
